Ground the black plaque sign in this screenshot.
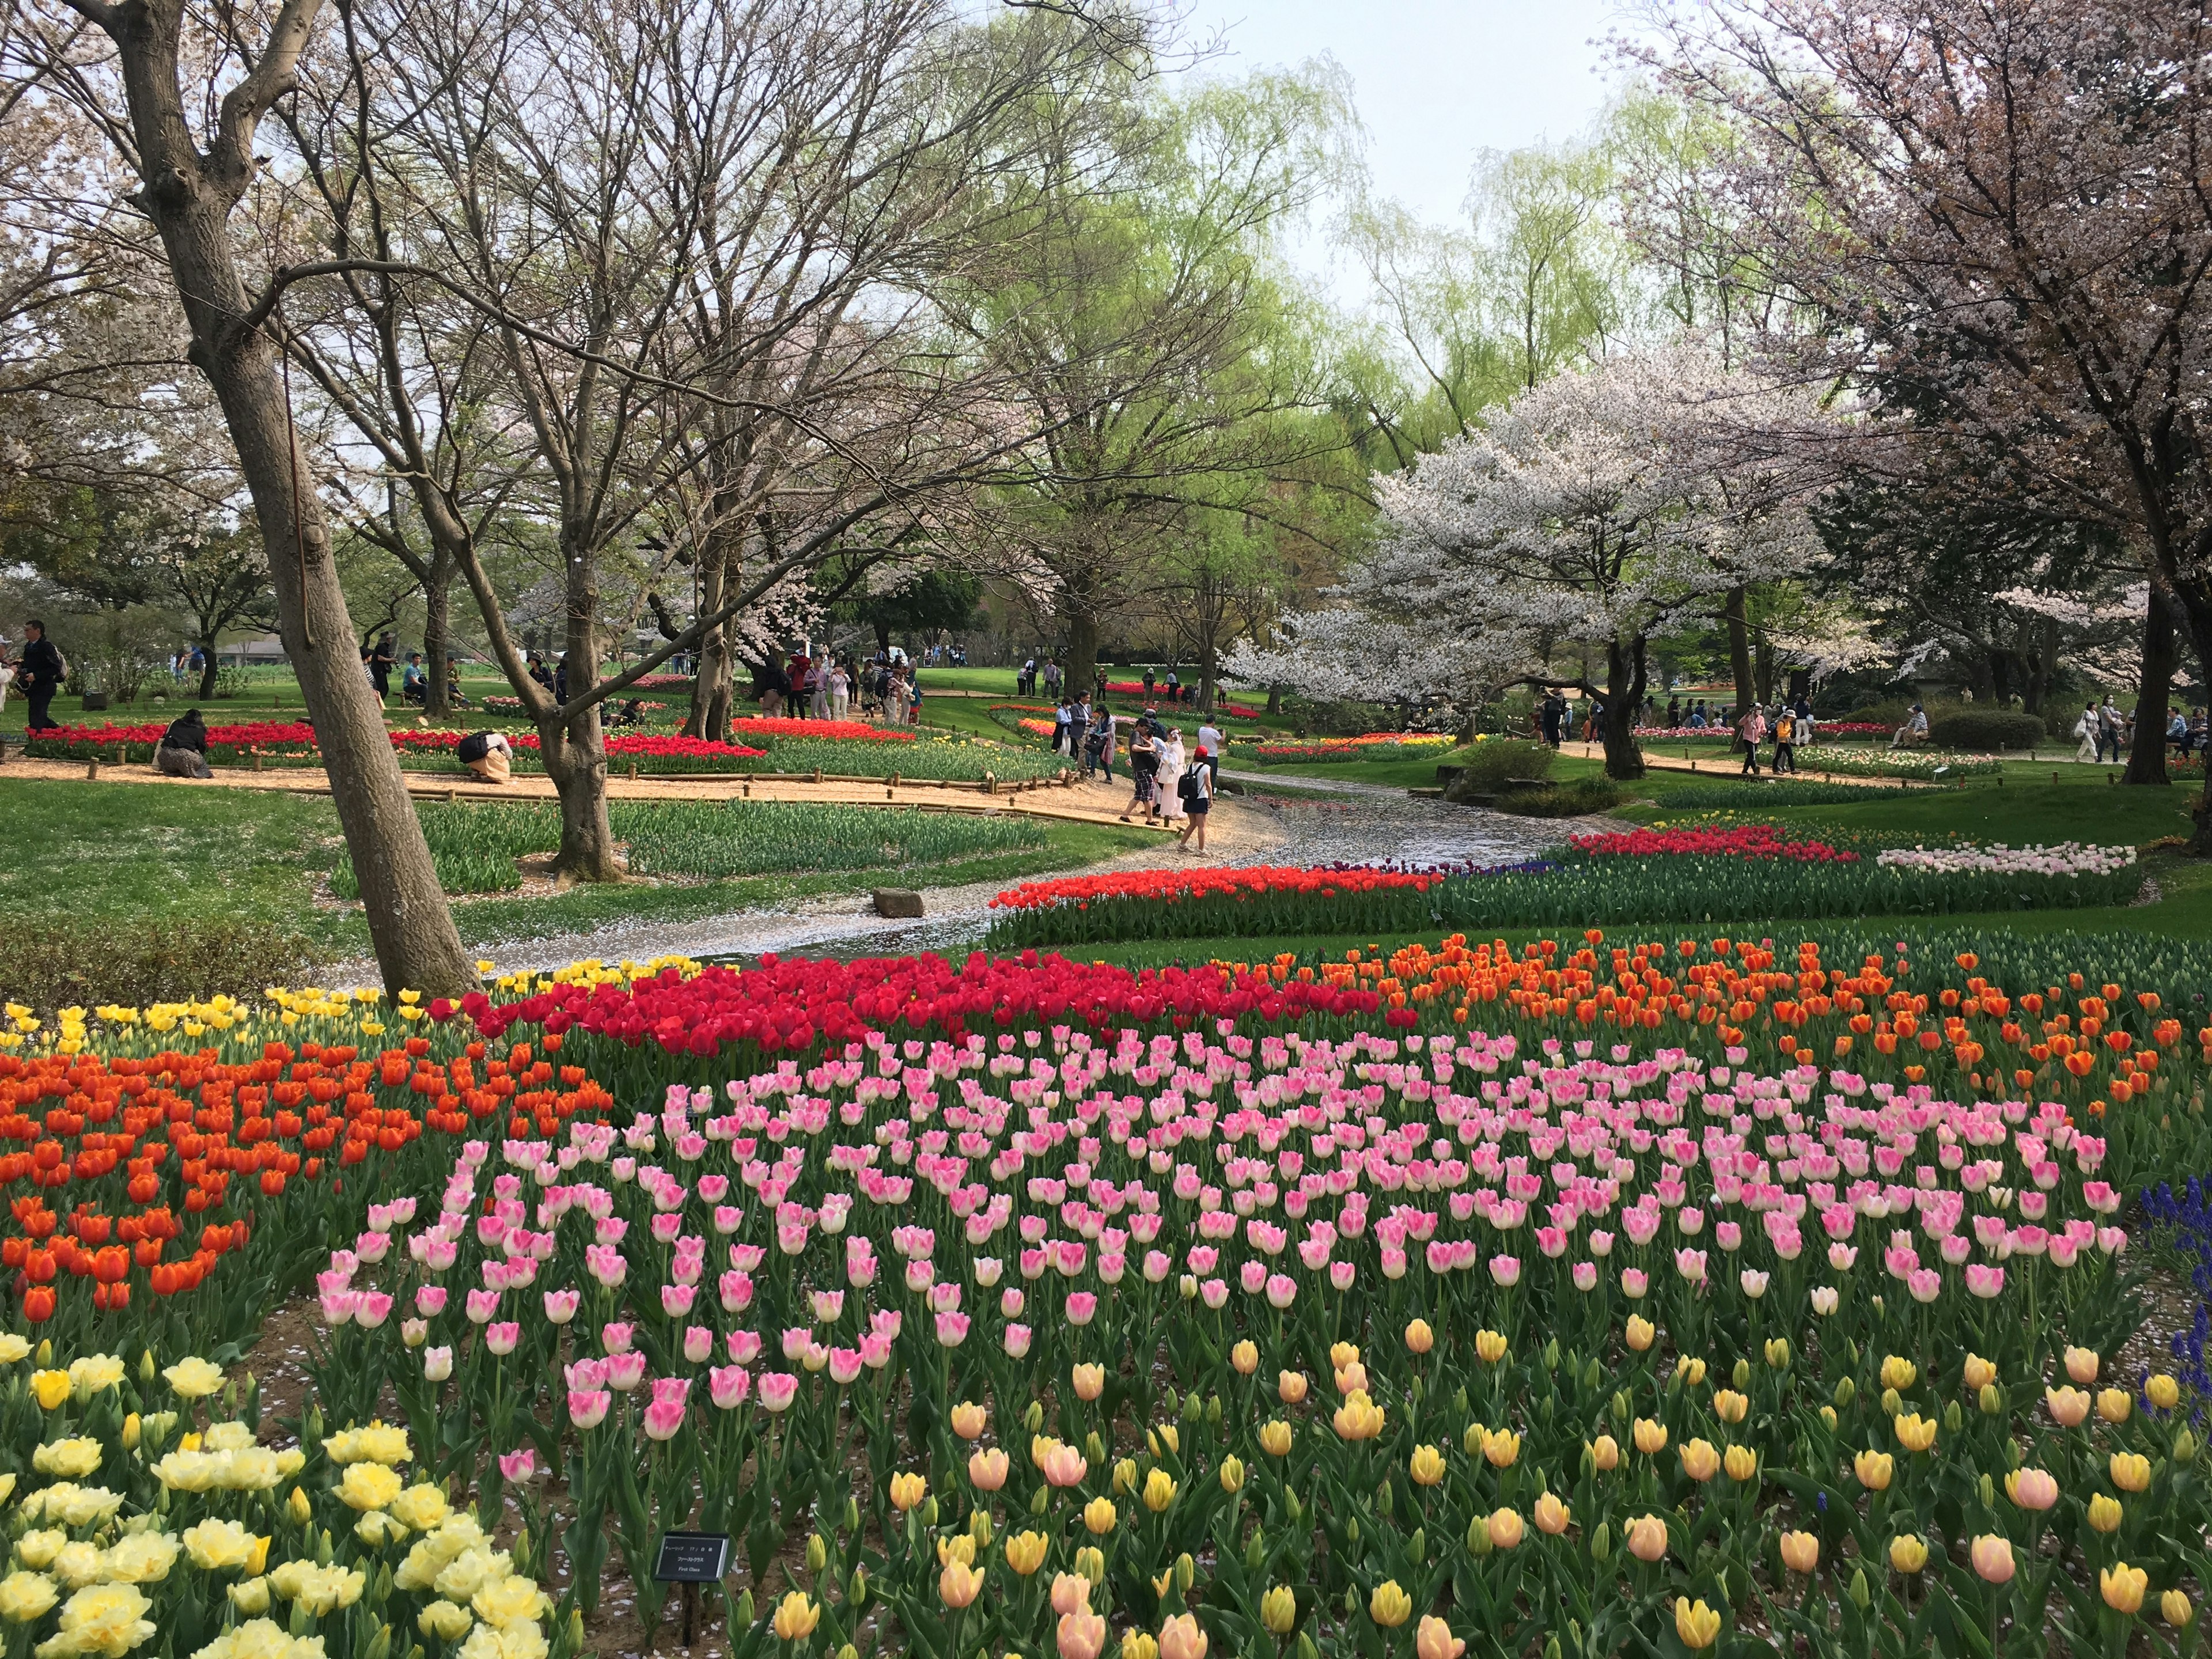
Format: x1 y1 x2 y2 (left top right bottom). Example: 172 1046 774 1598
653 1532 732 1584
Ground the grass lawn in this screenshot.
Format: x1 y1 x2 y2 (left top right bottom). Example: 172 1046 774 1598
0 778 1150 968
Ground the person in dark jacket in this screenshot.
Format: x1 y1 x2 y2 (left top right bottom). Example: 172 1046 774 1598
17 620 64 731
157 709 213 778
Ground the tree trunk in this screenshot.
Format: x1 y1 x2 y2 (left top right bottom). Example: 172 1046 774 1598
1266 683 1282 715
197 645 219 701
1724 585 1754 718
539 714 624 882
2125 587 2179 787
1063 608 1100 712
685 532 730 742
422 565 451 717
108 1 472 997
1601 639 1647 781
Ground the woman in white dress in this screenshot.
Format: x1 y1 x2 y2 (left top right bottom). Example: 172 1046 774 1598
1155 729 1187 825
2072 703 2100 764
829 663 850 721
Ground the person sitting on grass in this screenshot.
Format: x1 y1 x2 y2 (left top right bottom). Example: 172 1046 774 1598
457 730 513 783
401 653 427 704
156 708 213 778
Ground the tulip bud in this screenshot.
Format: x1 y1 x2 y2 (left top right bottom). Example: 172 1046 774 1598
1183 1393 1203 1425
570 1611 588 1653
1850 1569 1870 1611
139 1349 156 1382
1376 1479 1393 1517
317 1528 335 1566
1733 1358 1750 1389
1408 1527 1425 1563
1944 1399 1963 1434
1979 1383 2003 1416
922 1497 940 1528
2176 1428 2199 1465
1880 1387 1902 1418
1297 1634 1319 1659
1611 1391 1630 1423
1245 1533 1264 1573
1077 1546 1105 1585
363 1626 392 1659
1410 1376 1424 1404
1285 1490 1302 1524
806 1535 827 1573
1030 1486 1050 1516
1590 1522 1611 1563
1261 1587 1297 1637
290 1602 314 1641
1584 1357 1601 1389
736 1590 756 1627
1834 1377 1854 1410
1819 1406 1836 1430
846 1498 861 1534
1543 1338 1559 1370
1085 1431 1105 1464
1466 1515 1491 1557
838 1647 858 1659
1176 1552 1195 1592
1980 1472 1996 1509
848 1569 866 1608
1544 1640 1560 1659
1026 1401 1045 1432
1346 1518 1359 1545
288 1488 312 1526
971 1512 993 1550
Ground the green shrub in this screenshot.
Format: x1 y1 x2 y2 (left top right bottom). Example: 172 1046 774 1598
1448 738 1556 789
1927 710 2048 752
1490 778 1624 817
0 918 328 1016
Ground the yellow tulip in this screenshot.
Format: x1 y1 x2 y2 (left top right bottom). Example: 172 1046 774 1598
1532 1493 1571 1535
2146 1374 2181 1412
1713 1389 1748 1425
1408 1445 1446 1487
1259 1421 1293 1458
2110 1453 2152 1493
1631 1418 1668 1456
773 1592 821 1642
1474 1329 1508 1365
1142 1469 1177 1514
1083 1497 1116 1535
940 1560 983 1609
1368 1581 1412 1628
2087 1494 2123 1534
1678 1439 1718 1483
1880 1356 1916 1391
1219 1456 1245 1494
1889 1535 1928 1574
1158 1613 1206 1659
1675 1357 1706 1388
1329 1342 1360 1369
1404 1320 1434 1355
1005 1532 1048 1577
1626 1514 1668 1563
1277 1371 1308 1405
1961 1354 1998 1391
2101 1563 2147 1615
2097 1388 2131 1424
1230 1340 1258 1375
1332 1392 1385 1441
1779 1532 1819 1575
1071 1365 1105 1402
1854 1449 1893 1491
889 1472 928 1512
1484 1508 1524 1550
1415 1616 1465 1659
949 1402 987 1440
2163 1589 2194 1628
30 1372 70 1412
1675 1597 1721 1651
1260 1586 1298 1637
1587 1434 1619 1472
1483 1429 1520 1469
1893 1414 1937 1453
1724 1445 1758 1484
1624 1316 1654 1351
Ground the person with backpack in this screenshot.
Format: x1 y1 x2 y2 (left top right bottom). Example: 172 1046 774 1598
1121 714 1161 823
17 620 65 732
456 730 513 783
1177 746 1214 852
1086 705 1115 782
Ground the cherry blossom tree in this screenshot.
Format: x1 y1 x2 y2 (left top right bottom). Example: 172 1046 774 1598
1232 349 1823 779
1628 0 2212 832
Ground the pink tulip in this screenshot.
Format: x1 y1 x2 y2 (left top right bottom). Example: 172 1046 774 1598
423 1347 453 1382
604 1323 636 1354
568 1389 611 1429
415 1285 448 1317
607 1353 646 1391
1004 1324 1033 1358
1571 1262 1598 1292
356 1292 394 1330
829 1348 863 1385
661 1284 696 1317
543 1289 580 1324
1201 1279 1229 1309
498 1448 536 1482
709 1366 751 1409
1001 1287 1026 1318
727 1330 763 1365
1965 1264 2005 1299
719 1271 754 1313
859 1332 893 1370
684 1327 713 1364
1066 1292 1098 1325
1490 1256 1522 1287
1827 1244 1858 1271
485 1322 519 1355
935 1311 971 1347
1621 1269 1648 1299
782 1327 811 1361
1970 1535 2014 1583
758 1373 800 1412
586 1245 626 1287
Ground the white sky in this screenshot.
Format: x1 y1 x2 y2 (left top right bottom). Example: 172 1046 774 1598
1172 0 1627 297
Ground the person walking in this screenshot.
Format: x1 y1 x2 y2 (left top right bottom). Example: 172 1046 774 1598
369 632 397 704
1156 727 1187 826
1177 747 1214 853
1538 691 1563 748
17 620 64 732
1737 702 1766 775
830 661 850 721
1196 717 1223 793
1122 715 1160 822
2097 696 2125 763
1665 694 1681 729
1067 692 1090 768
1771 704 1797 774
156 708 214 778
2071 702 2100 763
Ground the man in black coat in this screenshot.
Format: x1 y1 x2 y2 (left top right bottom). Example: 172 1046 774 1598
17 620 64 731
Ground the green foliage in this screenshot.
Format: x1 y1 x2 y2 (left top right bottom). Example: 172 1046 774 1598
1489 778 1623 816
1444 738 1555 792
1927 710 2050 751
0 917 326 1015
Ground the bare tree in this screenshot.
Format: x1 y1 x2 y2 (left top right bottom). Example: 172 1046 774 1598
6 0 473 993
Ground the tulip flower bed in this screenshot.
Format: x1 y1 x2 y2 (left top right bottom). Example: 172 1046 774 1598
1794 747 2003 782
1238 735 1455 767
7 929 2212 1659
22 722 774 775
986 832 2145 948
1102 685 1266 718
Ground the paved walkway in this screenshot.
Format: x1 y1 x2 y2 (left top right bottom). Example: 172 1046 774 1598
0 755 1170 832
